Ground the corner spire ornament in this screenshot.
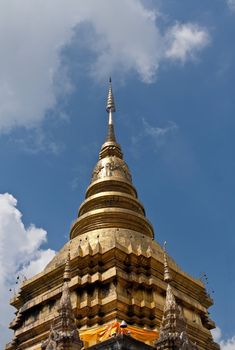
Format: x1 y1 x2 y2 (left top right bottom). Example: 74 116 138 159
41 248 83 350
154 242 198 350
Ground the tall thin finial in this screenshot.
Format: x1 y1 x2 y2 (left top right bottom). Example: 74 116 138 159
105 78 117 142
106 77 116 125
163 241 172 283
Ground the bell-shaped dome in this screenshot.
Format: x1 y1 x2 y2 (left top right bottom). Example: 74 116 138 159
70 79 154 240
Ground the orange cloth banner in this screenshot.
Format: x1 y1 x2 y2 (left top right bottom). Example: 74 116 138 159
80 321 159 348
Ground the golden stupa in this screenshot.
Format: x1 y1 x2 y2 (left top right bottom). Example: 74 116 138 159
6 80 219 350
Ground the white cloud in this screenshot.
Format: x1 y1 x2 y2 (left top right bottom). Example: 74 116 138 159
212 327 235 350
227 0 235 11
0 193 56 348
143 119 178 138
165 23 210 62
0 0 210 132
212 327 222 343
86 1 162 83
221 337 235 350
132 118 178 150
0 0 83 132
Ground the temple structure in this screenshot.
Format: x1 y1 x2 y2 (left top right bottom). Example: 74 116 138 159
6 80 219 350
154 243 198 350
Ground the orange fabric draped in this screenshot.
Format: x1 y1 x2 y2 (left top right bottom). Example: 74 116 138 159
80 321 159 348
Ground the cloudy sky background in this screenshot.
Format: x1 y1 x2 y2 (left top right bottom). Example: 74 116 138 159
0 0 234 348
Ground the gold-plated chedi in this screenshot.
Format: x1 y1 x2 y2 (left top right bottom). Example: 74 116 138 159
6 80 219 350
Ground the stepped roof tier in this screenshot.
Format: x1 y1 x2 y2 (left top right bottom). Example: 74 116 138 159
6 81 219 350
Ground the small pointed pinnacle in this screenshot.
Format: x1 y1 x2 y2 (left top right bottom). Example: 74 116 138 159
63 251 71 282
163 241 172 284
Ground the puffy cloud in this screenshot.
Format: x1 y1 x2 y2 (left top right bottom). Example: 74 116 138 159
165 23 210 62
212 327 235 350
0 0 210 132
85 1 162 83
220 336 235 350
221 337 235 350
0 193 55 348
212 327 222 343
0 0 80 132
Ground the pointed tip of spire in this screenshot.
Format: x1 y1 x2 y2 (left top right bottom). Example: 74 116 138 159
106 77 116 113
163 241 172 284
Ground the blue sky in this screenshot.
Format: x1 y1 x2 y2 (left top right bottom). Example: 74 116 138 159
0 0 234 348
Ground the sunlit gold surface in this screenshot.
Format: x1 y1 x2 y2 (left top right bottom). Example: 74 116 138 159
6 83 218 350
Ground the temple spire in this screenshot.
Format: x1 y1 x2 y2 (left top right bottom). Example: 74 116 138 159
106 77 116 114
41 249 83 350
155 243 198 350
98 78 123 160
58 251 72 313
105 77 117 143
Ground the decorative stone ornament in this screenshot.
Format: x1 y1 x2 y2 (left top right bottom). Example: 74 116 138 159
41 254 83 350
155 246 198 350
